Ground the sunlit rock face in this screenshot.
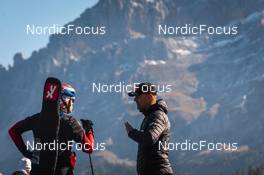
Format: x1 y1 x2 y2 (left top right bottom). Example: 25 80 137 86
1 0 264 174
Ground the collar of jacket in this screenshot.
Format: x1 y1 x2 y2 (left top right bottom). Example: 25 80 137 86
143 102 159 116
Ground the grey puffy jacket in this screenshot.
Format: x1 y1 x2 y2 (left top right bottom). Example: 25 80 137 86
129 99 173 175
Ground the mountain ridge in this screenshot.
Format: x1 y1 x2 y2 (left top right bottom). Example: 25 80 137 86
1 0 264 174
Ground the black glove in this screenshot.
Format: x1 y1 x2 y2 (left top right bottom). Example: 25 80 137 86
80 119 94 133
23 150 33 159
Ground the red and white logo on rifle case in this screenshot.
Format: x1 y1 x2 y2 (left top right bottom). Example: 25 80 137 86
44 83 59 101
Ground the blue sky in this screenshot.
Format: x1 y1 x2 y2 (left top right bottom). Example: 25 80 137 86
0 0 98 68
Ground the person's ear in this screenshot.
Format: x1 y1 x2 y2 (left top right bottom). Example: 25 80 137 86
145 94 151 102
149 94 156 102
147 93 151 100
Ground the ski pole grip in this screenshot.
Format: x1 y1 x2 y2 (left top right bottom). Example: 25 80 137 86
80 119 94 133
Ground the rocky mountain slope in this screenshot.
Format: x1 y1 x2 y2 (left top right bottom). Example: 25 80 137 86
1 0 264 174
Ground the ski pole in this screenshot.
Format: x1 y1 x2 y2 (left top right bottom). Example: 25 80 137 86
89 154 95 175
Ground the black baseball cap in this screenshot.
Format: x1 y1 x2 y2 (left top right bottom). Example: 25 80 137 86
128 82 157 97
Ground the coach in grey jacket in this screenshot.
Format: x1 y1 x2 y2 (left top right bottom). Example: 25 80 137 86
125 82 173 175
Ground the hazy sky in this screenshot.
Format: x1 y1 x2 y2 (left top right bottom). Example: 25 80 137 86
0 0 98 68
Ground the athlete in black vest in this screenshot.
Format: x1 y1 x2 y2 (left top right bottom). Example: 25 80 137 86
9 81 94 175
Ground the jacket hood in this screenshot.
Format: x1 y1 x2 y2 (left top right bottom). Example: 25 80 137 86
145 99 168 115
156 99 168 114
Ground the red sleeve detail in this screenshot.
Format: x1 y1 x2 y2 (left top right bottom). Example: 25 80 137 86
70 152 76 169
82 131 94 154
8 121 27 154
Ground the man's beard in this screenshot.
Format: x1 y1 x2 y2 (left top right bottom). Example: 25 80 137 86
137 104 142 112
137 104 146 113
